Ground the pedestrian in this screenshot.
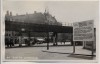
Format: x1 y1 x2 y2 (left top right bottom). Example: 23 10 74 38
9 38 12 47
5 38 9 47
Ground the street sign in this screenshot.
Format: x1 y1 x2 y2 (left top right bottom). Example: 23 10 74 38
73 20 94 41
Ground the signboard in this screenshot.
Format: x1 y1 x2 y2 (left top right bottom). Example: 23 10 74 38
73 20 94 41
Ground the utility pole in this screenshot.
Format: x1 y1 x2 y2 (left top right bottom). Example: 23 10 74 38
45 7 50 50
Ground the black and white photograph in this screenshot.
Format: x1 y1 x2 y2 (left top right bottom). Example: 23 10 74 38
1 0 99 63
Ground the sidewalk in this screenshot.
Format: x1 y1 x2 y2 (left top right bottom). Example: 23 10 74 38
42 46 96 60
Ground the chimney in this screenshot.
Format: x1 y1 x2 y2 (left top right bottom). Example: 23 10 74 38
16 13 18 16
34 11 37 14
26 12 28 15
10 12 12 16
6 10 9 16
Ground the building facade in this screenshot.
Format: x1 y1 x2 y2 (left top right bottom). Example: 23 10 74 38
5 11 64 46
5 11 62 25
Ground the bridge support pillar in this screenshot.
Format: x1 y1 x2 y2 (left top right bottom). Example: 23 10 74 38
18 31 22 47
53 32 58 46
55 33 58 46
28 31 31 46
71 34 73 46
47 32 49 50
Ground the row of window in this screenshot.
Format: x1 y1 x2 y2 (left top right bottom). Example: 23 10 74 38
5 33 18 36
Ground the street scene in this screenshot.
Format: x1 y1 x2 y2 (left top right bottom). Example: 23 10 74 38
5 43 96 60
3 1 98 62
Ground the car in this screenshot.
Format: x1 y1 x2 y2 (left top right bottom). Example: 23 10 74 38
36 38 45 44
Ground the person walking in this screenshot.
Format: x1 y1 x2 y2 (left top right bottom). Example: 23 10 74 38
9 37 13 47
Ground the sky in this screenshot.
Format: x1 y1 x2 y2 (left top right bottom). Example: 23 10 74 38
3 0 99 26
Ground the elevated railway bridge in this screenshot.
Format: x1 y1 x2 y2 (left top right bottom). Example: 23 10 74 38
5 21 73 49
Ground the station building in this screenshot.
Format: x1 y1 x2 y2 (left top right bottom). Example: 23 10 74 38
5 11 71 46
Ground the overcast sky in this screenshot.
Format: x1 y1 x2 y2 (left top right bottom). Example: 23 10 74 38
3 0 99 26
